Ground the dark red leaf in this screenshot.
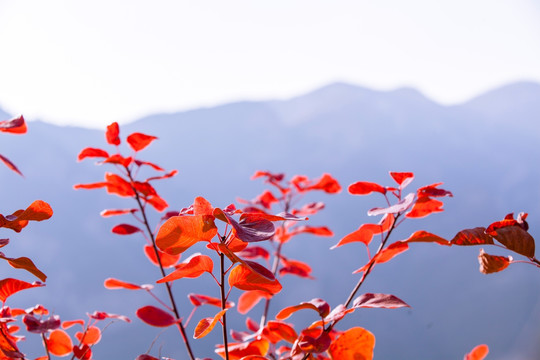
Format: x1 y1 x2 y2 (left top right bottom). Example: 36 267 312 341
451 228 494 246
493 225 535 257
127 132 158 151
236 246 270 261
23 314 60 333
73 344 92 360
136 355 159 360
417 182 453 198
485 219 519 236
0 115 26 134
111 224 141 235
136 306 176 327
0 154 23 176
88 311 130 322
77 147 109 161
353 293 410 309
106 122 120 145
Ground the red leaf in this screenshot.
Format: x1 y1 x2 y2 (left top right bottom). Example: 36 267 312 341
77 147 109 161
328 327 375 360
157 254 213 283
292 202 325 216
46 329 73 357
62 320 85 329
332 214 394 249
0 322 23 359
0 278 44 303
236 246 270 261
348 181 386 195
136 355 159 360
402 230 450 246
304 173 342 194
134 159 165 171
290 225 333 237
451 228 494 246
389 172 414 188
406 197 444 218
193 196 214 216
354 242 409 274
146 195 169 212
75 326 101 345
228 261 282 295
88 311 130 322
189 293 234 308
417 182 453 198
478 249 512 274
353 293 410 309
464 344 489 360
73 182 108 191
104 278 152 290
101 154 132 167
127 132 157 151
262 321 298 344
106 122 120 145
73 344 92 360
111 224 141 235
146 169 178 182
215 339 269 359
100 208 138 217
253 190 279 210
0 115 26 134
193 309 227 339
156 215 217 255
279 258 313 279
105 173 135 197
23 314 60 333
143 245 180 268
0 200 53 233
367 193 414 216
237 291 271 314
295 327 331 354
0 154 23 176
485 219 518 236
136 306 177 327
276 298 330 320
0 255 47 282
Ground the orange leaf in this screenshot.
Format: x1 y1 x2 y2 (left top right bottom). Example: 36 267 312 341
76 326 101 345
332 214 394 249
0 200 53 233
106 122 120 145
0 278 44 303
353 242 409 274
262 321 298 344
451 228 494 246
104 278 152 290
237 291 271 314
216 339 269 360
402 230 450 246
348 181 386 195
105 173 135 197
228 261 282 295
275 298 330 320
328 327 375 360
193 196 214 216
127 132 157 151
0 256 47 282
143 245 180 268
406 197 444 218
156 215 217 255
100 208 138 217
157 254 213 283
478 249 512 274
464 344 489 360
193 309 227 339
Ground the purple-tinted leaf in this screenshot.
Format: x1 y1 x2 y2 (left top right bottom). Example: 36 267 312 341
367 193 414 216
353 293 410 309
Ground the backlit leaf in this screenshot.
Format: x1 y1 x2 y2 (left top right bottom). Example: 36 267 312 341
328 327 375 360
332 214 394 249
193 309 227 339
215 339 269 360
76 326 101 345
304 173 342 194
237 291 271 314
73 344 92 360
127 132 158 151
46 329 73 357
451 228 494 246
353 242 409 274
106 122 120 145
262 321 298 344
100 208 138 217
143 245 180 268
111 224 141 235
136 306 176 327
104 278 152 290
105 173 135 197
146 169 178 182
406 197 444 218
0 115 26 134
295 327 331 354
389 172 414 188
156 215 217 255
353 293 410 309
0 256 47 282
0 279 44 303
402 230 450 246
0 154 23 176
228 261 282 295
101 154 132 167
417 183 453 198
157 254 213 283
89 311 131 322
290 226 333 237
134 159 165 171
189 293 234 308
0 322 23 359
367 193 414 216
0 200 53 233
493 226 535 258
77 147 109 161
348 181 386 195
146 194 169 212
136 355 159 360
464 344 489 360
276 298 330 320
478 249 512 274
193 197 214 216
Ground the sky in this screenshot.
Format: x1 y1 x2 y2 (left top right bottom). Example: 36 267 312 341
0 0 539 128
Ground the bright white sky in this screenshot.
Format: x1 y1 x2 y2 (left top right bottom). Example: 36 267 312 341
0 0 539 128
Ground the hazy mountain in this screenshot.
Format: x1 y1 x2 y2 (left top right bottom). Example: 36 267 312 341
0 81 539 359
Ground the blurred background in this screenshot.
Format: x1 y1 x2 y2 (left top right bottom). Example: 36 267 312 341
0 1 539 359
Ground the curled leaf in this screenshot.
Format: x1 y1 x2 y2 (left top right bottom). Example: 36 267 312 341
353 293 410 309
106 122 120 145
276 298 330 320
478 249 512 274
193 309 227 339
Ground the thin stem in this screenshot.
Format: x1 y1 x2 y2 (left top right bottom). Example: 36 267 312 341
220 252 230 360
260 241 283 328
531 257 540 266
125 167 196 360
41 333 51 360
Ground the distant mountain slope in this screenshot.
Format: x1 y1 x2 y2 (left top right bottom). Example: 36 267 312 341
0 81 539 359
